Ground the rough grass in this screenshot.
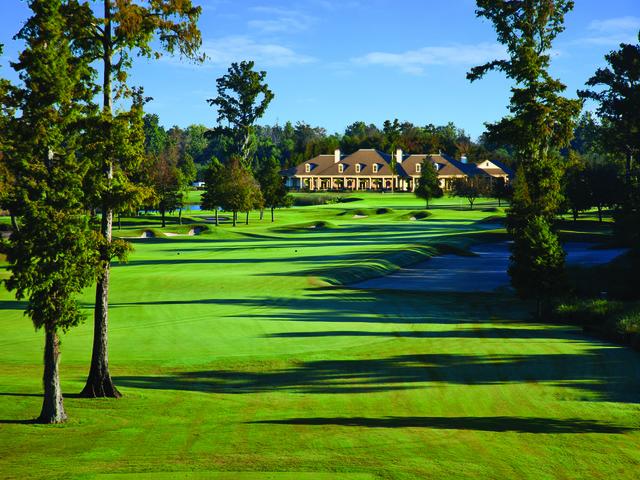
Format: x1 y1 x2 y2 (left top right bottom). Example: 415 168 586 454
1 193 640 479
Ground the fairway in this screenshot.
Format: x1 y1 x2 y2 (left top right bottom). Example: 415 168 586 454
1 194 639 479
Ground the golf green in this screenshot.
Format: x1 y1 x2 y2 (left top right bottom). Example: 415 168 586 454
1 193 639 479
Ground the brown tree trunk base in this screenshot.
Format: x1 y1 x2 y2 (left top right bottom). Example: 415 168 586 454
39 329 67 424
79 375 122 398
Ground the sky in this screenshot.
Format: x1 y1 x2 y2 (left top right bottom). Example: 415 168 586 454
1 0 639 140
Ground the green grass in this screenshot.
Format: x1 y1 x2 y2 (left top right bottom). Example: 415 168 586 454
1 193 639 479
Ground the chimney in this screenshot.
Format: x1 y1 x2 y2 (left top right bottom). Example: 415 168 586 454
396 148 403 164
334 148 341 163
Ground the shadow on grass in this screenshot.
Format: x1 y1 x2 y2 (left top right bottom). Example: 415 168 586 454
108 290 518 325
0 418 38 425
115 349 640 403
263 327 582 341
250 416 632 434
0 300 27 310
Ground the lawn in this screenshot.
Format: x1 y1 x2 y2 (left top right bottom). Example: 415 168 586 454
1 193 639 479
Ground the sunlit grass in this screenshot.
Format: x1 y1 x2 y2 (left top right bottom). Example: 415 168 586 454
1 193 639 479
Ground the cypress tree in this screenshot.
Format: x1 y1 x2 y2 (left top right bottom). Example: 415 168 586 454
468 0 581 315
1 0 99 423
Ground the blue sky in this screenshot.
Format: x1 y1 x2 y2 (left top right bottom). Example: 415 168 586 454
1 0 639 140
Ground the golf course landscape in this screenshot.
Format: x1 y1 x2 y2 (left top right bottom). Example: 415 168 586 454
1 193 639 479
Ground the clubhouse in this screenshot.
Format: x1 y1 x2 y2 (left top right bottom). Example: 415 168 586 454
282 148 513 192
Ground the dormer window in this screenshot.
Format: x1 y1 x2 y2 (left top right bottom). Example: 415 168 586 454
416 163 421 173
305 164 311 173
355 164 361 173
338 164 344 173
373 164 379 173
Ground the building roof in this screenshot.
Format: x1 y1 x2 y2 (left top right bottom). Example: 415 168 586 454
290 154 338 175
399 154 473 178
315 149 395 177
285 149 513 180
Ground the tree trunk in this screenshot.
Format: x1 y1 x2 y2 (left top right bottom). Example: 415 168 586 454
469 199 474 210
271 207 275 222
245 211 249 225
82 0 121 398
178 207 182 225
215 209 218 226
598 206 602 222
573 209 578 222
260 209 264 221
38 328 66 424
233 211 237 227
117 212 121 230
161 209 166 228
10 212 19 232
81 201 121 398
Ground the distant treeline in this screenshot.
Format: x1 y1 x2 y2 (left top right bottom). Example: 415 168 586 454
143 112 625 183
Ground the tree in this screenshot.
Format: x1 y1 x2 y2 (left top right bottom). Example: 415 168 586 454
579 32 640 184
256 156 291 222
1 0 99 423
451 177 489 210
142 113 168 156
414 160 442 208
580 32 640 245
564 155 591 221
509 214 566 318
218 157 261 227
0 43 16 226
207 61 274 167
468 0 581 313
201 157 224 225
78 0 203 398
149 150 183 228
491 177 513 207
587 163 621 222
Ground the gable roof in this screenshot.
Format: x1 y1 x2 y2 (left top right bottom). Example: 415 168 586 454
290 154 338 175
318 149 394 177
399 154 475 177
484 159 515 177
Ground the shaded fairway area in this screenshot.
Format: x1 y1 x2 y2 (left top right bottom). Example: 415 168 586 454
1 194 639 479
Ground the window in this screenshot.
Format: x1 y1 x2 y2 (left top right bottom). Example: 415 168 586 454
338 164 344 173
305 164 311 173
373 164 379 173
416 163 421 173
355 164 361 173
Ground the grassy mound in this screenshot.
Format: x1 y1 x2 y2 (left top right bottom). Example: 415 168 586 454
296 244 437 285
478 215 505 224
375 207 393 215
398 210 432 221
271 220 336 233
